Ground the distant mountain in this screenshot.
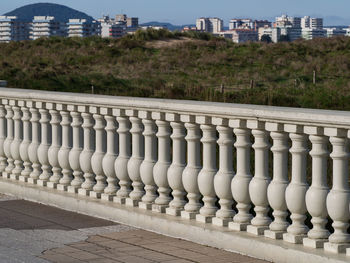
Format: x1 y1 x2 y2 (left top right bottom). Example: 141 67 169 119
4 3 94 22
140 21 195 31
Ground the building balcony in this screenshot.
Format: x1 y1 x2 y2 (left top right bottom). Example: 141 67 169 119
0 87 349 262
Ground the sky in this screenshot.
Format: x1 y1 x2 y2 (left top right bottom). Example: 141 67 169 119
1 0 350 26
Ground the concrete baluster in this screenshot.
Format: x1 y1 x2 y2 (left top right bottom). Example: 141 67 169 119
324 128 350 254
126 110 145 207
3 103 14 178
265 123 289 239
152 112 172 213
90 109 107 198
139 111 158 210
78 109 96 196
101 108 119 201
181 115 202 220
10 104 23 180
212 118 235 226
166 113 186 216
247 121 271 236
196 116 218 223
229 120 253 231
67 108 84 193
37 105 52 186
46 105 61 188
283 125 309 244
19 103 32 182
27 103 41 184
114 109 131 204
57 108 73 191
0 104 7 174
303 127 330 248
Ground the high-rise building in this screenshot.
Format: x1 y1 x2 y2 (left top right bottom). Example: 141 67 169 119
301 16 323 29
101 22 126 38
68 19 100 37
229 19 253 30
0 16 30 42
302 28 326 40
196 17 223 33
275 15 301 28
115 14 127 23
231 29 258 43
30 16 66 40
254 20 272 30
126 17 138 28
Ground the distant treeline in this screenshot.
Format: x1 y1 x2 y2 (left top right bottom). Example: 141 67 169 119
1 28 350 111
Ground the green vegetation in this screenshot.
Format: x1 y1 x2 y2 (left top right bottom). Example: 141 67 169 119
1 28 350 111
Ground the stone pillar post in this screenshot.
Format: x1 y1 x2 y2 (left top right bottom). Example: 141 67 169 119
324 128 350 253
101 108 119 201
196 116 218 223
3 103 14 178
265 123 289 239
19 102 32 182
114 109 131 204
78 107 96 196
283 125 309 244
166 113 186 216
0 104 7 174
181 115 202 220
139 111 158 210
212 117 235 226
126 110 145 207
10 104 23 180
152 112 172 213
228 120 253 231
303 126 330 248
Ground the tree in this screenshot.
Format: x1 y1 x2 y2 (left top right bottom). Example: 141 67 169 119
260 34 272 43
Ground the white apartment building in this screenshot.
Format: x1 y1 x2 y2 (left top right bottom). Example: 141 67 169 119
326 28 346 38
196 17 223 33
258 27 281 43
302 28 326 40
275 15 301 28
31 16 66 40
68 19 100 37
229 19 253 30
101 22 126 38
0 16 30 43
232 29 258 43
301 16 323 29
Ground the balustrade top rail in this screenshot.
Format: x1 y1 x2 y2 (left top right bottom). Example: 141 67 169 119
1 87 350 128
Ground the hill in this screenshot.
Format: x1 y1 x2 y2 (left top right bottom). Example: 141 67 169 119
0 29 350 111
4 3 94 22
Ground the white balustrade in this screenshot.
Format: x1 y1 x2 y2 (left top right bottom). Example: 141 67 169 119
3 103 14 178
181 116 202 220
126 110 144 207
247 121 271 236
265 123 289 239
37 106 52 186
27 103 41 184
10 105 23 180
283 126 309 244
228 120 253 231
324 129 350 253
101 108 118 201
67 108 84 193
0 105 6 174
19 103 32 182
90 111 107 198
2 88 350 261
47 106 61 188
303 128 330 248
114 110 131 204
152 113 172 213
166 113 186 216
57 108 73 191
139 111 157 210
196 117 218 223
78 110 96 196
212 118 235 226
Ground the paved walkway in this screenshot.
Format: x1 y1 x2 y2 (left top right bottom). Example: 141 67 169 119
0 194 267 263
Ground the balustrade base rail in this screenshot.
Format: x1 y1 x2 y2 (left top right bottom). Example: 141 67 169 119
0 177 347 263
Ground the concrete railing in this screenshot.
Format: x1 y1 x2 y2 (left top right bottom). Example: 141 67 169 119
0 87 350 261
